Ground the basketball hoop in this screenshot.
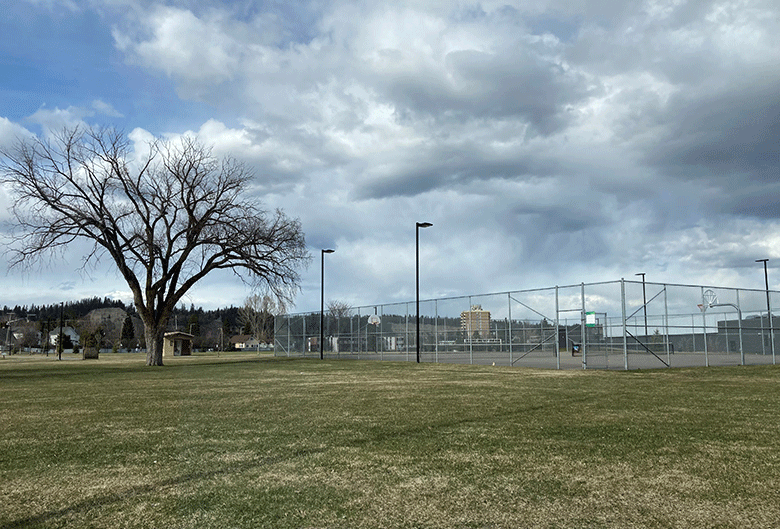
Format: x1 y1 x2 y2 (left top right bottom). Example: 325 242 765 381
367 314 381 326
697 304 706 313
702 289 718 309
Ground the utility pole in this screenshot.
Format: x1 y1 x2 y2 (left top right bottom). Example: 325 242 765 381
58 302 64 361
416 222 433 363
320 249 335 360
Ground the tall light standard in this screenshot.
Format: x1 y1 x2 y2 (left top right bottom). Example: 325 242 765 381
4 317 20 355
756 259 774 359
416 222 433 363
635 272 647 338
320 249 335 360
58 302 64 361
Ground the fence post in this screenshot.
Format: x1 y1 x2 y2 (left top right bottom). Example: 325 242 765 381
772 289 777 365
724 303 731 354
621 278 628 370
664 285 670 366
736 289 744 365
555 286 560 370
298 313 302 356
435 300 439 363
508 293 513 367
581 283 586 369
380 305 384 361
405 303 409 362
468 296 473 365
760 311 766 356
701 287 709 367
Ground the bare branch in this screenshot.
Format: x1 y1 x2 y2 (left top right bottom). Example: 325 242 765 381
327 300 353 319
238 291 287 343
0 126 311 365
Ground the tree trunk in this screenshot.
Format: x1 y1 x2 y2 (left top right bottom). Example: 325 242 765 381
145 325 165 366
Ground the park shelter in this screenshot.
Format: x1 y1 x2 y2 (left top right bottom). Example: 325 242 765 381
163 332 193 356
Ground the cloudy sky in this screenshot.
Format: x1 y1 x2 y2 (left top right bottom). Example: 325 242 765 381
1 0 778 313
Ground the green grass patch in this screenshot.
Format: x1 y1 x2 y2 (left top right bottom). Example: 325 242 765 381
1 353 779 528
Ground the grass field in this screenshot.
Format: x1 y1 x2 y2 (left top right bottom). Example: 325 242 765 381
1 353 779 528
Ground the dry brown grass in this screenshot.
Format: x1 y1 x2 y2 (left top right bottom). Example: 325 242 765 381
1 353 779 527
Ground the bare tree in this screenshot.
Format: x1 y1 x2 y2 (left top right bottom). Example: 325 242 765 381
1 126 310 365
238 291 286 344
327 300 352 337
327 300 352 319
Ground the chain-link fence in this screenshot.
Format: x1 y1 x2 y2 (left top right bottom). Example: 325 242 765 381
274 280 779 369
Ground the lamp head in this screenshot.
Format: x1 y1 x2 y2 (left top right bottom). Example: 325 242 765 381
416 222 433 228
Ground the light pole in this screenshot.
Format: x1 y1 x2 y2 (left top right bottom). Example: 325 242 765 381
635 272 647 338
757 259 774 359
58 302 64 361
4 317 20 355
416 222 433 363
320 249 335 360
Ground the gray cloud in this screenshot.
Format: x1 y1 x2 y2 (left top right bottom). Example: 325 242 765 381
646 79 780 176
716 184 780 219
354 147 553 200
380 45 594 135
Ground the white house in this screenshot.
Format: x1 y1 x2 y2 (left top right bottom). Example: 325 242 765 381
48 326 80 346
229 335 264 351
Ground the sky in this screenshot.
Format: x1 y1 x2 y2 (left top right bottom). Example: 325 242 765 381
0 0 779 314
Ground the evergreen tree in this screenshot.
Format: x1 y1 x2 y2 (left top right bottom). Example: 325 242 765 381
187 313 200 336
121 314 135 350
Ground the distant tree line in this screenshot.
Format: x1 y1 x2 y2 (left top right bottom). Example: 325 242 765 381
1 297 255 352
2 297 131 322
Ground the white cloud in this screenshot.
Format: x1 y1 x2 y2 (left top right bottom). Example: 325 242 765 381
92 99 124 118
25 105 92 135
113 5 243 98
0 117 34 148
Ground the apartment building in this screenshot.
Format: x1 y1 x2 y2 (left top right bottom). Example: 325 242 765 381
460 305 491 339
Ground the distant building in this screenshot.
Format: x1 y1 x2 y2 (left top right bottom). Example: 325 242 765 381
230 335 264 351
230 334 253 350
717 315 780 354
163 332 193 356
461 305 491 340
48 326 80 347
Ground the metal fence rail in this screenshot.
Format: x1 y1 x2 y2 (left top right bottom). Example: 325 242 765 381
275 279 778 370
